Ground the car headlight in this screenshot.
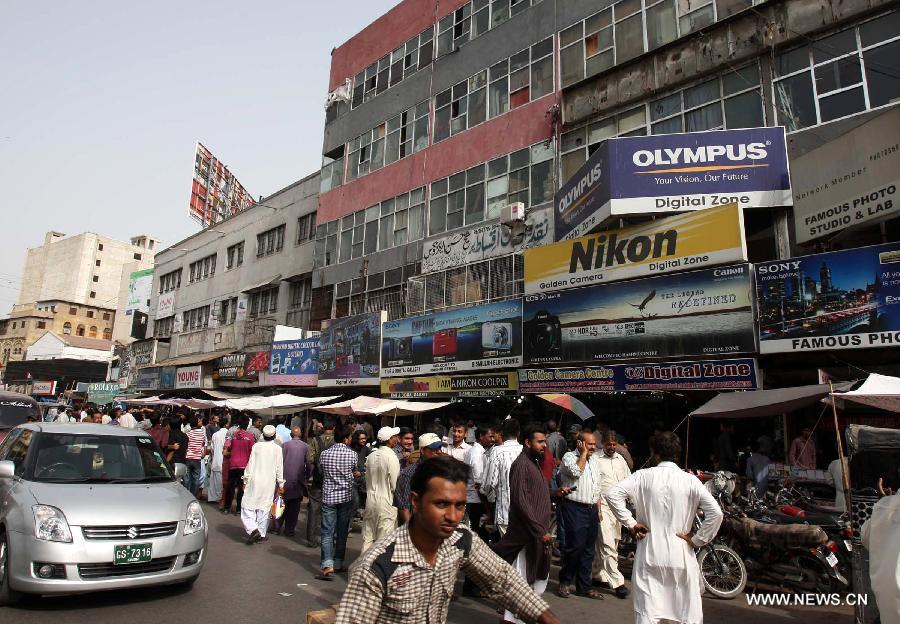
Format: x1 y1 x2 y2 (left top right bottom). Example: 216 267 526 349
184 500 204 535
33 505 73 543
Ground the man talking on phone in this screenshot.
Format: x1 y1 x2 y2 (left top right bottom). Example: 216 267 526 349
605 432 723 624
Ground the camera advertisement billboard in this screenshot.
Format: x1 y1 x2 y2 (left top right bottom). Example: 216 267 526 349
381 300 523 377
265 338 319 386
318 311 386 387
380 372 518 398
189 142 255 229
554 127 791 241
756 243 900 353
517 358 759 393
523 264 756 364
525 203 746 295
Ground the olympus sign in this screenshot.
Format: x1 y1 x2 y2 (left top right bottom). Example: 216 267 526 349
632 143 769 168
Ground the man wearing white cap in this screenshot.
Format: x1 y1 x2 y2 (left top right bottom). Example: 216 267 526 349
361 426 402 553
241 424 285 544
394 433 446 525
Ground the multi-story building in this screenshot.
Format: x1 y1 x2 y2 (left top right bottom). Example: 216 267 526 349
315 0 899 323
1 232 157 365
147 173 321 369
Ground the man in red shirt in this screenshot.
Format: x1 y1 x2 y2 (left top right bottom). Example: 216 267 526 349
223 415 255 514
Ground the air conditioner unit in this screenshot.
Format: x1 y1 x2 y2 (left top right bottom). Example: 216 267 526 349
500 202 526 225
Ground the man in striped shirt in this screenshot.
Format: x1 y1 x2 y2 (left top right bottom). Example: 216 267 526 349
184 414 208 496
481 418 523 536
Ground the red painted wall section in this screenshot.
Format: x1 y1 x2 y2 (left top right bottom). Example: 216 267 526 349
317 92 559 223
329 0 470 91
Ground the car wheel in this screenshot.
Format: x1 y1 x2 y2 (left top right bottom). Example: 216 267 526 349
0 530 22 606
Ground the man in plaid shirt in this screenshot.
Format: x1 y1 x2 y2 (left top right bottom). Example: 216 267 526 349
318 424 359 580
335 456 560 624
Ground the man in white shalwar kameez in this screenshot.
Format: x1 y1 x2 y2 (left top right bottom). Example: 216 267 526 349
361 426 401 553
593 429 632 598
241 425 285 544
606 432 723 624
208 420 229 504
861 487 900 624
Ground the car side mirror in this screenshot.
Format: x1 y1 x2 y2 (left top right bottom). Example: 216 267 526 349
173 463 187 478
0 460 15 479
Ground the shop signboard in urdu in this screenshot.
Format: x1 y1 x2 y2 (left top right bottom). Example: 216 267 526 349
756 242 900 353
381 300 523 377
792 107 900 244
131 339 157 367
175 366 202 389
267 339 319 386
518 358 759 393
158 367 177 390
136 368 159 391
381 371 518 398
554 127 791 241
318 311 386 387
157 292 176 319
525 203 746 295
88 382 120 405
523 264 756 364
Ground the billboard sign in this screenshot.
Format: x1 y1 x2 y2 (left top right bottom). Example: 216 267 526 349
524 264 756 364
136 368 159 391
421 207 553 274
318 312 385 387
267 339 319 386
381 371 519 398
518 358 759 393
555 127 791 240
381 300 523 376
791 107 900 244
215 352 269 380
189 142 255 228
175 366 202 389
158 367 177 390
157 292 176 319
525 203 746 294
756 243 900 353
126 269 154 316
131 339 157 367
32 381 57 396
88 382 120 405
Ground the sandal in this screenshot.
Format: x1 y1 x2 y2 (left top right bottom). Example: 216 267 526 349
556 584 571 598
575 589 605 600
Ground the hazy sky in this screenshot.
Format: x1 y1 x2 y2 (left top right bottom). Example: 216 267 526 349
0 0 398 314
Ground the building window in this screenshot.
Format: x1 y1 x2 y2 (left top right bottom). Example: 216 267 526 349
774 14 900 132
435 0 541 60
97 243 104 251
321 149 344 193
408 254 524 314
102 328 112 340
134 253 142 260
88 325 98 338
69 307 77 315
297 212 316 244
10 322 15 330
182 305 211 332
434 38 553 143
189 254 217 283
256 225 285 257
103 312 110 321
289 278 312 310
351 26 435 109
159 269 182 294
92 275 99 283
63 322 72 335
89 291 96 299
95 259 101 267
86 310 94 318
249 286 279 318
37 321 46 329
154 316 174 338
222 243 243 271
347 101 430 182
219 297 238 325
76 324 85 337
429 141 554 236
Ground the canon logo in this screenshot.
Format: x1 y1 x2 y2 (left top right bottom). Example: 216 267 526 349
632 143 768 167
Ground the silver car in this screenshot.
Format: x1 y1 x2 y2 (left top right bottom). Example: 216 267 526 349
0 423 207 604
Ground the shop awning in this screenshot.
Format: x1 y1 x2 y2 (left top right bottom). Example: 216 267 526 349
154 349 236 368
242 275 282 293
690 382 855 419
313 395 449 417
833 373 900 413
223 394 339 414
202 389 246 400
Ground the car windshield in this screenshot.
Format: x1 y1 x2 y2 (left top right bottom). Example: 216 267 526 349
29 433 174 483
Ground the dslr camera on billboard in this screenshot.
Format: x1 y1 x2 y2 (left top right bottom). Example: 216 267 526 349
482 322 512 350
525 311 561 358
386 337 413 360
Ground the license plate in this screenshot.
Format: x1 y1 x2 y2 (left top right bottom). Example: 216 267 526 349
114 543 152 565
844 540 853 552
825 552 839 567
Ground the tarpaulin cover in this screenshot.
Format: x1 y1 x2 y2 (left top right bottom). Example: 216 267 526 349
835 373 900 414
690 382 855 419
313 395 448 416
847 424 900 454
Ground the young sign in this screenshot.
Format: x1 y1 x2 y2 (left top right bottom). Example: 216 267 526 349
174 365 202 389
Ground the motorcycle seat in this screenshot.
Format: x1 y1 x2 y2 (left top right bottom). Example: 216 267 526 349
728 517 828 548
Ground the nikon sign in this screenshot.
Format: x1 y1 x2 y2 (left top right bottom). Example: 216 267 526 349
554 127 792 241
525 203 746 294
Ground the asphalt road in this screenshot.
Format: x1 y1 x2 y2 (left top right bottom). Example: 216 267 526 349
5 501 855 623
